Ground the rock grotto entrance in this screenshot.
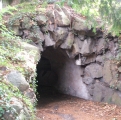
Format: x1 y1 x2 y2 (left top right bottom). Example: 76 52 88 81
36 47 89 100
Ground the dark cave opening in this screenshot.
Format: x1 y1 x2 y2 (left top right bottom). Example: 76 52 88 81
36 47 66 100
36 55 58 97
36 47 89 105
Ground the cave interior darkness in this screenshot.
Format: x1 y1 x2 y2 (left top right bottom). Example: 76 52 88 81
36 46 89 101
36 47 67 98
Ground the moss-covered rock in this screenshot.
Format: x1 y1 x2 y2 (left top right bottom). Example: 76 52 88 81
0 35 40 120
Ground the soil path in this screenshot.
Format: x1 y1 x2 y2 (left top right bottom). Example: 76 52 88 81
36 87 121 120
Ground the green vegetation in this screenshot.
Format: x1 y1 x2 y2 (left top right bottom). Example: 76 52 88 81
0 5 22 71
0 79 36 120
0 3 38 120
3 0 121 35
0 6 17 37
0 38 21 63
56 0 121 35
1 0 121 119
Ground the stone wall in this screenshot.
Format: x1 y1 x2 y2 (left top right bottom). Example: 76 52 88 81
0 41 40 120
8 4 121 105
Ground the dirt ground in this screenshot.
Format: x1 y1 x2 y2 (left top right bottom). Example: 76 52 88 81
36 87 121 120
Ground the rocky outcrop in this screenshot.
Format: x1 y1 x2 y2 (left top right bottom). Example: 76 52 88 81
3 97 31 120
0 39 40 120
92 82 114 102
5 3 121 107
6 71 29 92
85 63 103 79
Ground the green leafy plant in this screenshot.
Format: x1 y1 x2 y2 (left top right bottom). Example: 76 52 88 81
0 80 36 120
0 6 17 37
0 3 38 120
56 0 121 35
